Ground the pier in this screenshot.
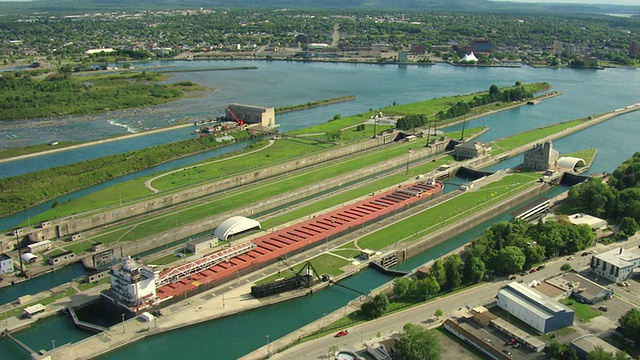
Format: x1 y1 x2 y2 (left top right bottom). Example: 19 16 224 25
68 307 107 333
1 330 37 358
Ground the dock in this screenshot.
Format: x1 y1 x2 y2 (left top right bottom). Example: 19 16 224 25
1 329 37 358
68 307 107 333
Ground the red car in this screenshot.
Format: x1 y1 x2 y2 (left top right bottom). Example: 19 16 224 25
529 268 537 273
335 330 349 337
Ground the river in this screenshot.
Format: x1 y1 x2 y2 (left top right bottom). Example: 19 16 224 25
0 60 639 359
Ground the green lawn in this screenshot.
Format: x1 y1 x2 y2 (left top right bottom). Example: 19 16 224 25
63 240 95 254
149 253 187 266
255 253 350 285
560 298 601 322
358 173 540 250
77 276 111 291
490 118 586 156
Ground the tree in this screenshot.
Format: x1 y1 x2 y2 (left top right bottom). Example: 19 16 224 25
395 323 441 360
421 275 441 300
463 256 485 284
332 114 341 120
489 84 499 95
619 216 639 237
429 259 447 288
443 254 464 290
393 277 411 300
434 309 443 319
360 294 389 320
561 263 572 271
619 308 640 342
587 346 615 360
495 246 526 275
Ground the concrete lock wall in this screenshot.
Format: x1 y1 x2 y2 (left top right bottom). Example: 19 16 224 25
47 133 399 239
116 140 448 257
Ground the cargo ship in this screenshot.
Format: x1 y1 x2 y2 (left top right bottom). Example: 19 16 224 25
101 179 444 314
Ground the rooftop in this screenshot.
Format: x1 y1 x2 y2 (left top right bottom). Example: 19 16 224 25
595 247 640 269
499 282 572 319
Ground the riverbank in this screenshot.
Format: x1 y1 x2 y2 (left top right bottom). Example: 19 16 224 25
0 122 193 164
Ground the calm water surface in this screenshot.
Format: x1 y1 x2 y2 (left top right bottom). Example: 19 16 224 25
0 61 639 359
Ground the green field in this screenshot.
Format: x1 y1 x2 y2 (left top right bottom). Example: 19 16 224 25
357 172 540 250
255 253 351 285
490 118 586 156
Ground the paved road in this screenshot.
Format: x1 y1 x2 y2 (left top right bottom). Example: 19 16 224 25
250 234 640 360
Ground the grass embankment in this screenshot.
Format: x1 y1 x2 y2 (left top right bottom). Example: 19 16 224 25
275 95 357 114
0 71 206 121
489 118 587 156
0 141 80 161
357 172 540 250
21 82 543 223
0 131 242 217
560 298 601 322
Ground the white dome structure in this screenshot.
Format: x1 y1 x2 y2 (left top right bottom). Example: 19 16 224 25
557 156 586 170
214 216 262 241
461 52 478 62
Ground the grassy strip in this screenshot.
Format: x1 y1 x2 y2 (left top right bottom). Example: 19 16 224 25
358 172 540 250
149 253 187 266
0 141 81 160
564 148 597 168
490 118 586 156
77 276 111 291
1 132 240 217
275 95 356 114
0 287 76 320
254 253 351 285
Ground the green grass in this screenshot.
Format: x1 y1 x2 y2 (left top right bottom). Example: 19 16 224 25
149 253 186 266
0 141 80 160
330 249 362 259
560 298 601 322
77 276 111 291
255 253 350 285
563 148 597 169
84 144 448 244
0 287 77 320
490 118 586 156
445 126 488 141
358 173 540 250
63 240 95 254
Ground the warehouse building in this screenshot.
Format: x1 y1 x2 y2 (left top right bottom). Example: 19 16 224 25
570 334 625 360
496 282 574 333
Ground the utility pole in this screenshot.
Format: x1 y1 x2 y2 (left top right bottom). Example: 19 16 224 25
121 313 126 333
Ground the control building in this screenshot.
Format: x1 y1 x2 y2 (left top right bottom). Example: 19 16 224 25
226 103 275 128
497 282 574 333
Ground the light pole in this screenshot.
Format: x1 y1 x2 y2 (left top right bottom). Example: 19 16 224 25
51 339 55 360
121 313 126 333
266 334 270 358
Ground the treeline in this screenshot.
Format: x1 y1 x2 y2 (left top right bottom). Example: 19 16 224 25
0 71 197 120
566 152 640 236
435 83 534 121
395 83 536 131
0 134 238 217
390 218 594 304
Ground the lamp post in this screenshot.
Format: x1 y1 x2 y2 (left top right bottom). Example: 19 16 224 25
51 339 55 360
121 313 126 333
266 334 270 358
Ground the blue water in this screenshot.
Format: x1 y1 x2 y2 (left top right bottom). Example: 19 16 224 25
1 61 640 359
0 262 86 306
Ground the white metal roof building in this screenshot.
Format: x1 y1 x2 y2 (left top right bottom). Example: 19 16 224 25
497 282 574 333
571 334 623 360
591 247 640 283
214 216 262 241
557 156 586 171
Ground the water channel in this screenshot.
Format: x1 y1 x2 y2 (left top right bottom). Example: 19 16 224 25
0 61 639 359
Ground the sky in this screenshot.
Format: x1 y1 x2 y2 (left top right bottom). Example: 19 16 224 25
490 0 640 5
